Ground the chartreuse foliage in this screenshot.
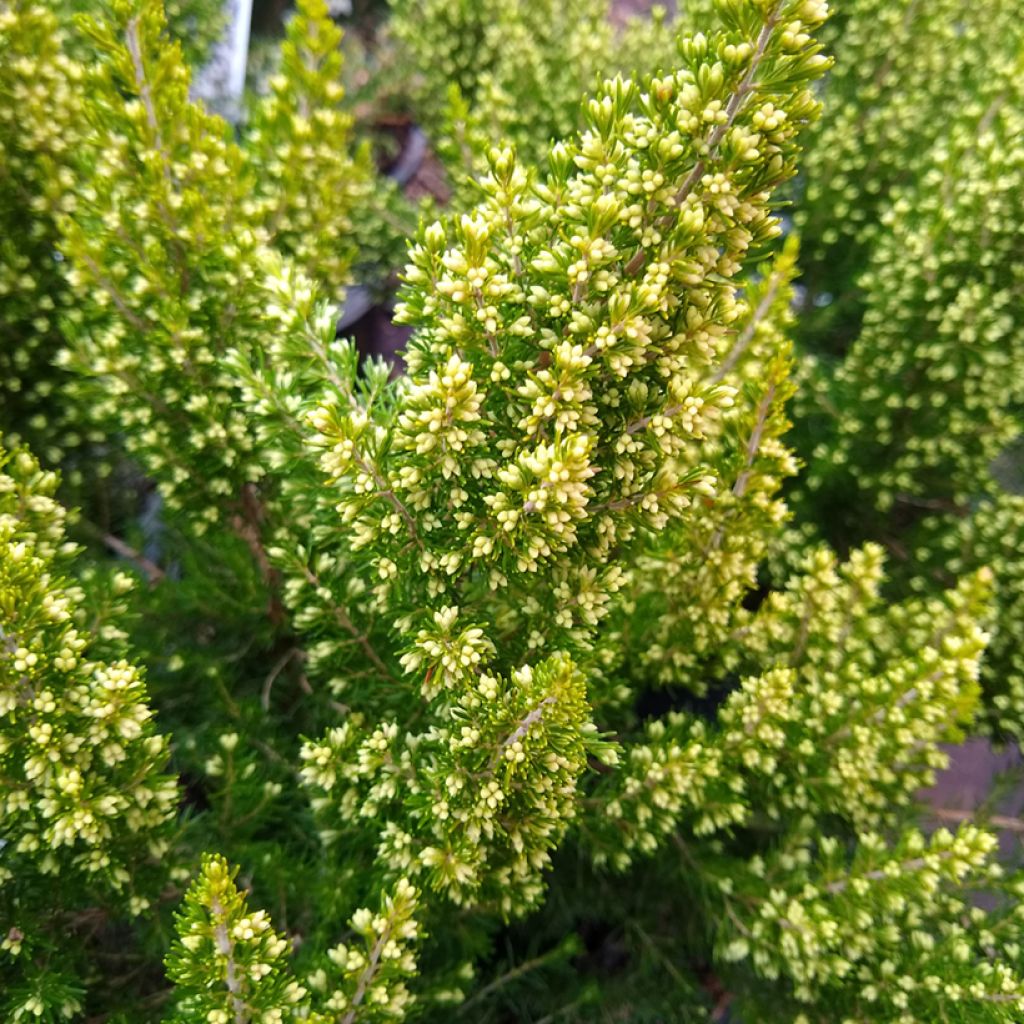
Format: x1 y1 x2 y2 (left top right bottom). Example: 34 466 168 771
413 0 618 175
62 0 224 66
54 0 376 528
911 495 1024 740
0 0 372 504
795 0 1023 347
0 2 86 468
719 824 1024 1021
56 0 270 528
620 236 801 690
310 0 831 663
587 544 991 862
165 854 421 1023
392 0 709 185
786 0 1024 738
242 0 373 297
3 0 1024 1022
9 0 380 655
0 440 177 1020
811 67 1024 512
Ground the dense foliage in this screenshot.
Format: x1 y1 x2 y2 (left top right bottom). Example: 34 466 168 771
2 0 1024 1021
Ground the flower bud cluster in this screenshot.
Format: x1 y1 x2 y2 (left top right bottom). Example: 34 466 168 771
165 854 314 1023
302 652 614 918
312 877 420 1023
796 0 1021 344
911 494 1024 739
20 2 1024 1020
0 4 86 471
817 83 1024 510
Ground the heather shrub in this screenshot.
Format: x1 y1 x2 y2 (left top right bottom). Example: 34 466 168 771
3 1 1024 1020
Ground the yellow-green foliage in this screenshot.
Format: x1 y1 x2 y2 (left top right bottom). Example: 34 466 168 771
5 1 1024 1022
310 10 830 668
243 0 372 296
621 238 801 690
814 81 1024 509
789 0 1024 748
395 0 694 185
0 0 376 508
434 0 614 174
165 854 421 1023
719 824 1024 1020
162 0 224 65
62 0 225 66
0 3 85 466
913 494 1024 739
55 0 270 527
588 544 990 865
796 0 1022 339
0 441 176 1019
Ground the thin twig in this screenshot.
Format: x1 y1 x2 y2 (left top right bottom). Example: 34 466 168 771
731 382 776 501
710 272 784 384
102 532 166 583
672 7 781 209
626 5 781 278
340 920 392 1024
260 647 303 710
931 807 1024 834
302 566 395 680
76 518 166 583
457 946 567 1016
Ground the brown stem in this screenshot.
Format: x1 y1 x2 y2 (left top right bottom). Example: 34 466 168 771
77 519 166 584
230 484 285 626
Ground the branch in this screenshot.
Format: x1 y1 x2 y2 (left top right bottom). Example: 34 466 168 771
230 484 285 626
731 382 776 501
76 518 166 584
626 4 782 277
301 566 396 681
260 646 303 710
210 895 248 1024
710 270 785 385
931 807 1024 834
340 920 392 1024
501 697 556 752
79 252 153 333
354 455 424 552
457 945 567 1016
672 6 781 209
104 533 165 583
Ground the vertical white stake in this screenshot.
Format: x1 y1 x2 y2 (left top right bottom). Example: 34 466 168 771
192 0 254 123
227 0 254 103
